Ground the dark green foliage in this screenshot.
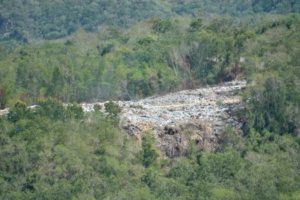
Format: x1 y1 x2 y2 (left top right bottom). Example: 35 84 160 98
7 101 28 123
36 98 65 120
252 0 299 13
93 104 102 112
189 18 203 32
104 101 121 118
65 104 84 119
34 98 84 120
152 19 173 33
0 0 299 45
244 74 300 135
0 0 171 43
0 85 10 109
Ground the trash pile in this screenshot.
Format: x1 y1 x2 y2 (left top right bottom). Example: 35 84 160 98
82 80 247 157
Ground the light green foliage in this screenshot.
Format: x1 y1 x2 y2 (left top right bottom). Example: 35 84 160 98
4 15 297 104
219 127 245 151
0 2 300 199
1 104 141 199
141 135 159 167
197 151 244 184
210 187 238 200
241 15 300 136
1 101 300 199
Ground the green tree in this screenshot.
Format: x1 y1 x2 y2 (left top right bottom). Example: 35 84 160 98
104 101 121 118
244 74 299 135
46 67 65 98
36 98 65 120
141 135 159 168
0 84 10 109
65 103 84 119
7 101 28 123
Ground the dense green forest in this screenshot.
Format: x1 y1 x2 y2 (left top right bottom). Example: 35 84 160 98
1 14 299 106
1 1 300 199
0 0 299 42
1 99 300 199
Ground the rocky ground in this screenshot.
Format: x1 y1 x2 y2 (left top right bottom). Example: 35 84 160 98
82 80 247 157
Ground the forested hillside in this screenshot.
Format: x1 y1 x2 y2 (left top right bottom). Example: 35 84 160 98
0 14 299 107
1 99 300 199
0 0 299 42
0 1 300 199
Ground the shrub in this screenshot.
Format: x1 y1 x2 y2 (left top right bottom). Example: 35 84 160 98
7 101 28 123
141 135 159 168
0 85 10 109
36 98 65 120
104 101 121 118
152 18 173 33
93 104 102 112
66 104 84 119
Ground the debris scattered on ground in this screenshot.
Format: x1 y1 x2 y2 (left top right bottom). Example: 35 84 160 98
81 80 247 157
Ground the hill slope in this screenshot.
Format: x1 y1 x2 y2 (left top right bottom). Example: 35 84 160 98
0 0 299 42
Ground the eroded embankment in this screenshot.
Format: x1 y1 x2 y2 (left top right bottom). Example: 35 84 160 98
82 80 247 157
